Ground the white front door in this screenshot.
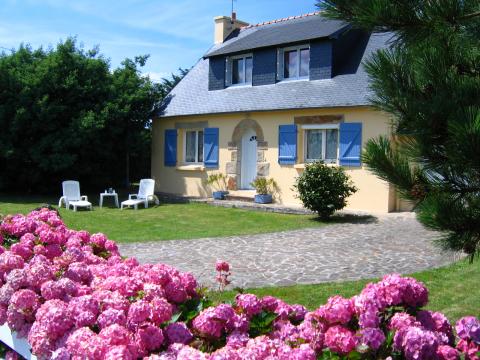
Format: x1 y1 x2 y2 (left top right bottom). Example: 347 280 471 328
241 129 257 189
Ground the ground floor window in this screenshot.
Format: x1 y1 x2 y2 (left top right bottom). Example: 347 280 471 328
185 130 204 163
304 127 338 163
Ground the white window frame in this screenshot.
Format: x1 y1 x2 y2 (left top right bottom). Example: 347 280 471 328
183 129 204 164
280 44 310 81
302 124 339 164
228 53 253 86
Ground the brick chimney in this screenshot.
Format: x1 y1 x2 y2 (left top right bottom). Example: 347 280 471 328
214 12 249 44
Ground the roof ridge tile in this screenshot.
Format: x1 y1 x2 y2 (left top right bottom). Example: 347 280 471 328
242 11 322 30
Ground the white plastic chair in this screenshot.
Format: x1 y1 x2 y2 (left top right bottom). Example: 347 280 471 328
58 181 92 211
121 179 159 210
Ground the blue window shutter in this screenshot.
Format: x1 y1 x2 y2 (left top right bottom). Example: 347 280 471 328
339 123 362 167
164 129 177 167
204 128 219 168
278 124 297 164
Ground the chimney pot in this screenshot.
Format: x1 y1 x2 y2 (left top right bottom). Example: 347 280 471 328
214 14 249 44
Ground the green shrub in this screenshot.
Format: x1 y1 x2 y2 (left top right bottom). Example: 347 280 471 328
294 162 357 219
206 173 228 191
250 177 279 195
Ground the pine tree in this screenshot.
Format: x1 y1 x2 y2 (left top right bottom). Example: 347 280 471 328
317 0 480 261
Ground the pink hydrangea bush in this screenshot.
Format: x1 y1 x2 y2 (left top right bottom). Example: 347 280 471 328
0 208 478 360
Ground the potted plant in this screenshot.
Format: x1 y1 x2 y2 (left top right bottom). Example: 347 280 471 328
206 173 229 200
250 177 279 204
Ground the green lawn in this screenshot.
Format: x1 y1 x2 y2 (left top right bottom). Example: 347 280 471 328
212 259 480 322
0 194 326 243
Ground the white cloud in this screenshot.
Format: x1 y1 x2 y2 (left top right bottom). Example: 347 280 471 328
24 0 225 43
142 71 169 83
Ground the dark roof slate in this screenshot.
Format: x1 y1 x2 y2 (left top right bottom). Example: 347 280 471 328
204 14 348 58
158 32 393 118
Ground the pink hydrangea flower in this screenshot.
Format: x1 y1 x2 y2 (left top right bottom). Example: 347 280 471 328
150 297 173 325
192 304 236 338
104 345 135 360
99 323 132 346
215 260 230 272
315 295 354 325
457 339 480 360
402 277 429 308
97 308 127 329
135 323 165 351
40 278 78 301
164 278 188 304
68 295 99 327
236 294 262 317
437 345 460 360
5 268 27 290
389 312 420 331
128 299 151 326
10 243 33 261
359 327 386 350
324 325 357 355
226 330 250 349
165 322 193 345
456 316 480 343
28 322 55 358
5 350 21 360
35 299 73 339
401 326 439 360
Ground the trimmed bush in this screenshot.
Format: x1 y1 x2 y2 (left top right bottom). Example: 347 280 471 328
294 162 357 219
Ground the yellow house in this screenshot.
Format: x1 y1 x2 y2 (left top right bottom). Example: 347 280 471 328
152 12 406 213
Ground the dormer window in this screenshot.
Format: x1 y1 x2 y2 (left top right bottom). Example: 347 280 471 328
278 45 310 80
226 54 253 86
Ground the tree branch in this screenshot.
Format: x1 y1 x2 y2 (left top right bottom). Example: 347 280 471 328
459 11 480 20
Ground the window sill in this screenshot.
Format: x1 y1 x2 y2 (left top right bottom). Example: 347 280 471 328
226 83 252 89
278 77 309 84
294 163 339 170
176 164 205 171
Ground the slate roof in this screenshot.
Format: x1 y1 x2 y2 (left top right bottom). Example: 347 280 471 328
205 13 348 58
158 31 393 118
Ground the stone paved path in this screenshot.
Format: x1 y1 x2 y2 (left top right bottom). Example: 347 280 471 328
119 213 458 289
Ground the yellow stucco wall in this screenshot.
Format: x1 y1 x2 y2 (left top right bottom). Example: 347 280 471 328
152 107 398 213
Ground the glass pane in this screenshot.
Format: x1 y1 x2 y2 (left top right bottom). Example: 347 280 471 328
232 58 244 84
306 130 323 160
300 48 310 77
284 50 298 79
198 131 204 163
185 131 197 163
245 57 253 83
326 129 338 160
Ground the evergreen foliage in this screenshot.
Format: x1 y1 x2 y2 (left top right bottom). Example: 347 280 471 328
0 38 186 192
318 0 480 260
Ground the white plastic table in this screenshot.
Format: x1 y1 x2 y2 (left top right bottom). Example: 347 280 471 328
99 192 119 208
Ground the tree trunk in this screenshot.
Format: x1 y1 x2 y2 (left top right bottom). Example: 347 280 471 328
125 151 130 188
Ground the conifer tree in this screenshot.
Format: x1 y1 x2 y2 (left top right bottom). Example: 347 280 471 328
318 0 480 260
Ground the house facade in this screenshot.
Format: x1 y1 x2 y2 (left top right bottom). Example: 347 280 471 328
152 12 408 213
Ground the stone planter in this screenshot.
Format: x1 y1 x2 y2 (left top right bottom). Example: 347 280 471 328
213 191 229 200
254 194 273 204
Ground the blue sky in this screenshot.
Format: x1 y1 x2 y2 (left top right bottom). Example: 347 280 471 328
0 0 317 82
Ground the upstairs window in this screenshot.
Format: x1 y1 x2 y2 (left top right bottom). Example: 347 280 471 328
184 130 204 163
279 45 310 80
227 54 253 86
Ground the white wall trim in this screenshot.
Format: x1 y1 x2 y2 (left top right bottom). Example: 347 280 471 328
301 124 340 130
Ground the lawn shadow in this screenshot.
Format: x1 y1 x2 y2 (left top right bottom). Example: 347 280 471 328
308 213 378 225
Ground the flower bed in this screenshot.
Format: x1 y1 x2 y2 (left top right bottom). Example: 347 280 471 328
0 208 479 360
